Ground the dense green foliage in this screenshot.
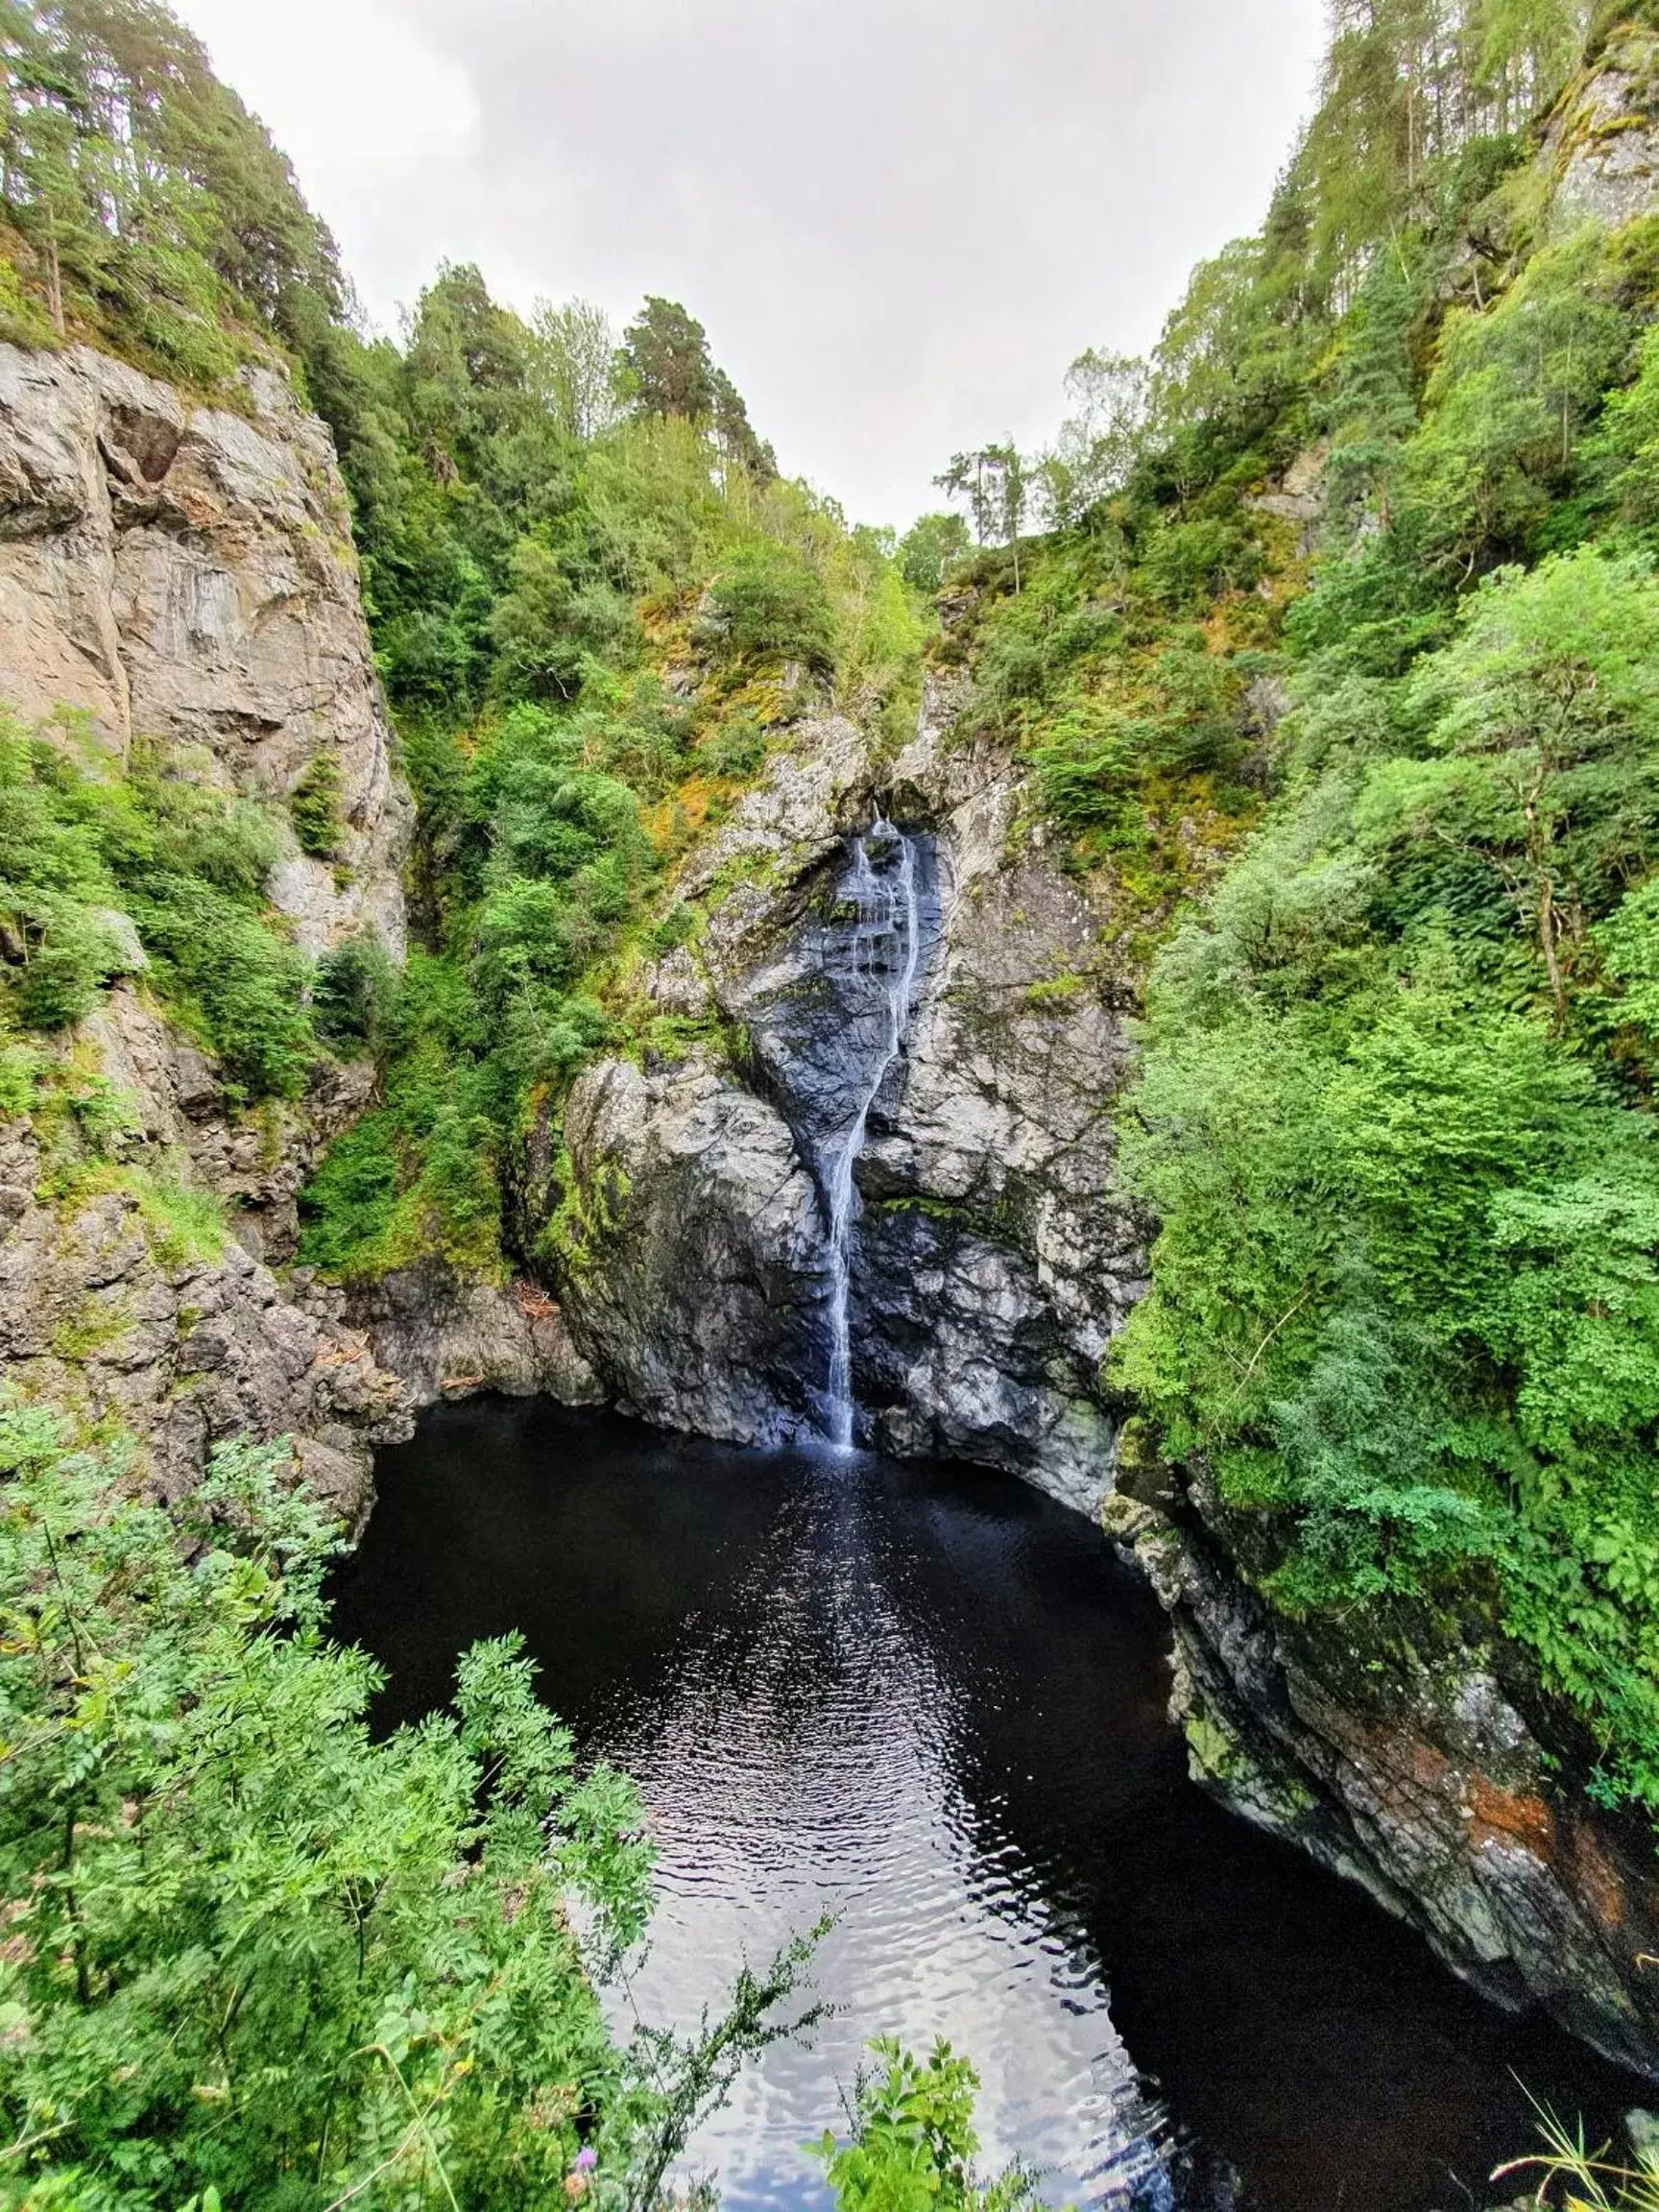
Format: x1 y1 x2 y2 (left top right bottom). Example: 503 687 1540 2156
0 0 340 379
291 264 920 1280
926 0 1659 1815
811 2044 1041 2212
0 4 926 1287
0 1407 823 2209
0 716 317 1101
6 0 1659 2192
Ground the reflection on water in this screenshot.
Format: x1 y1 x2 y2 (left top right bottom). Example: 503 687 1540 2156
331 1399 1639 2212
584 1464 1167 2205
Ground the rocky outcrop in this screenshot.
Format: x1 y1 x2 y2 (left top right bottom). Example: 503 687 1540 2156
559 1052 831 1444
1544 19 1659 232
0 339 416 1518
346 1262 603 1412
853 681 1144 1510
76 982 373 1267
1106 1483 1659 2077
556 689 1145 1507
0 1121 407 1530
0 340 409 954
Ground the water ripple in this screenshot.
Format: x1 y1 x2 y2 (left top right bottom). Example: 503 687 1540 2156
333 1400 1641 2212
588 1465 1170 2207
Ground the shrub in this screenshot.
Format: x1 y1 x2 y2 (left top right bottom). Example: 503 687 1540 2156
289 747 346 857
0 1408 817 2208
813 2041 1041 2212
704 542 835 672
314 929 401 1056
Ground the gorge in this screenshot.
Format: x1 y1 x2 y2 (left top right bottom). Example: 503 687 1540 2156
6 1 1659 2205
335 1396 1639 2212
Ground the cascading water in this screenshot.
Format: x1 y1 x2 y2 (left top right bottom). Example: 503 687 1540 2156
818 819 925 1448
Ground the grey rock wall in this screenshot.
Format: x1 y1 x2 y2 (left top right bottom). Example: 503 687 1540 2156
854 678 1145 1509
346 1261 604 1414
1544 26 1659 232
559 1053 832 1444
555 687 1146 1507
0 341 409 954
0 339 416 1517
0 1100 408 1529
1107 1486 1659 2077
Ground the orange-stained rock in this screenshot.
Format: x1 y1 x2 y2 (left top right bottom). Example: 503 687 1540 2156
1469 1779 1554 1860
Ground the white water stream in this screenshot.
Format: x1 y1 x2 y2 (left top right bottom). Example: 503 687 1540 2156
819 820 925 1448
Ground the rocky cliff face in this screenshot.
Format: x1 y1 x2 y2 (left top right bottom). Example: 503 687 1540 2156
555 684 1146 1511
856 680 1145 1509
0 340 415 1515
7 326 1656 2079
0 341 409 953
553 666 1659 2075
1106 1479 1659 2077
1545 17 1659 230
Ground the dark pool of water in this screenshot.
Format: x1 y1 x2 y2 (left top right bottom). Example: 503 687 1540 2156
330 1398 1641 2211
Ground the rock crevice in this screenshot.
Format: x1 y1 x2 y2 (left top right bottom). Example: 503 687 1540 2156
555 685 1145 1507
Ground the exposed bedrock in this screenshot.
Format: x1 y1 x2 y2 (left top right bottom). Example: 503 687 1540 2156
0 339 415 1515
0 340 410 954
344 1261 604 1415
555 686 1146 1507
1106 1479 1659 2077
0 983 410 1529
558 1051 832 1445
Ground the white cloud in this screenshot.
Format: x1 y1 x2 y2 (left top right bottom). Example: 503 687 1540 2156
171 0 1325 526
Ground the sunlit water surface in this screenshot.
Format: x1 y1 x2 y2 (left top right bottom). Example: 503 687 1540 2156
331 1399 1638 2212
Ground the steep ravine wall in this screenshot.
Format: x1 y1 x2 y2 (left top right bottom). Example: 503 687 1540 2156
552 674 1659 2078
5 334 1657 2080
0 334 636 1512
554 678 1146 1512
1107 1480 1659 2078
0 339 421 1517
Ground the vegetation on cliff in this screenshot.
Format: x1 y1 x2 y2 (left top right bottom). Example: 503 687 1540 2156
0 4 925 1286
0 714 327 1102
928 0 1659 1820
6 0 1659 2186
0 0 342 381
291 263 921 1282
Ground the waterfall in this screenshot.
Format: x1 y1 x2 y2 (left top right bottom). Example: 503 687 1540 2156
819 819 925 1449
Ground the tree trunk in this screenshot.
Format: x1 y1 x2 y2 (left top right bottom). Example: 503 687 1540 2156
46 232 64 338
1538 873 1568 1026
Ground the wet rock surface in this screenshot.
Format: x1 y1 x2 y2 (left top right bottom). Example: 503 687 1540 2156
557 685 1145 1506
1105 1485 1659 2077
852 677 1144 1507
559 1052 832 1444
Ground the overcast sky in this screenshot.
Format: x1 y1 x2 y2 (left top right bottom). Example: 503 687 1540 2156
170 0 1327 530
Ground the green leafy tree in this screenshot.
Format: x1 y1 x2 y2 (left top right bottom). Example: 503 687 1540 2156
896 511 970 592
936 445 1030 588
1 0 341 372
813 2042 1043 2212
0 1407 822 2208
1406 227 1631 573
1039 349 1151 524
529 296 622 442
1364 547 1659 1021
616 295 717 422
